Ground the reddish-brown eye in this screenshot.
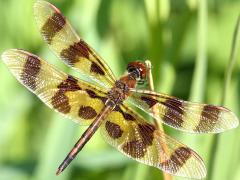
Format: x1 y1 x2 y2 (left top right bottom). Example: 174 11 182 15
127 61 147 82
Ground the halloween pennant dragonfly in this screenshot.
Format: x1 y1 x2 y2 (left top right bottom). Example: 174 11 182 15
1 1 239 179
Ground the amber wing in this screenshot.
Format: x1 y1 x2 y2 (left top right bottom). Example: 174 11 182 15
127 89 239 133
1 49 108 125
100 104 206 179
33 0 116 88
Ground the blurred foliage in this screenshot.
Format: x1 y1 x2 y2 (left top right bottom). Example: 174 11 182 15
0 0 240 180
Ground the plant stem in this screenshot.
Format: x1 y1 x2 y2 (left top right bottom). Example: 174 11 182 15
145 60 172 180
221 15 240 105
208 15 240 180
189 0 207 102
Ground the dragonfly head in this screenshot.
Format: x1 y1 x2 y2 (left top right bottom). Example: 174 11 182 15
127 61 147 84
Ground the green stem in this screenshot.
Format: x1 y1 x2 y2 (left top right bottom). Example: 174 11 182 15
208 15 240 180
221 15 240 105
189 0 207 102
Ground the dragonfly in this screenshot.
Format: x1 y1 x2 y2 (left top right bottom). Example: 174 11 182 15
1 1 239 179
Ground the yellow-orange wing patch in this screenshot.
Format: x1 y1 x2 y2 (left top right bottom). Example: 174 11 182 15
100 104 206 179
1 49 107 125
127 90 239 133
33 0 116 88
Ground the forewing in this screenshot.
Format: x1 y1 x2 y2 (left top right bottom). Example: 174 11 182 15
127 90 239 133
100 104 206 179
1 49 108 125
33 0 116 88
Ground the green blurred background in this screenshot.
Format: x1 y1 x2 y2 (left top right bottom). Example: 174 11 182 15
0 0 240 180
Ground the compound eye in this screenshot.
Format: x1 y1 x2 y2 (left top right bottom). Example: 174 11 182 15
127 66 140 79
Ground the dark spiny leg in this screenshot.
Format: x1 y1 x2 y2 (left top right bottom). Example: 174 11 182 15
56 106 111 175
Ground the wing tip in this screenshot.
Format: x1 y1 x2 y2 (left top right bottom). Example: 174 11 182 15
158 158 207 179
33 0 52 17
192 153 207 179
1 49 18 62
33 0 60 13
1 49 34 64
33 0 47 14
220 110 239 131
175 152 207 179
181 151 207 179
33 0 62 28
33 0 49 8
230 111 239 129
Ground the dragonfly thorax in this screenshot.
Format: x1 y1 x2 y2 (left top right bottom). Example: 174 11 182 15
106 76 136 107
